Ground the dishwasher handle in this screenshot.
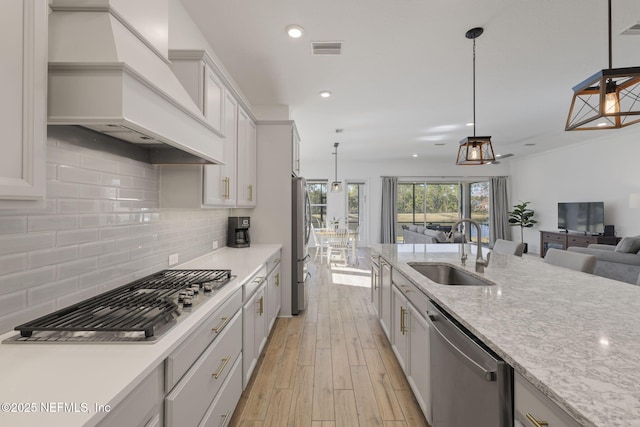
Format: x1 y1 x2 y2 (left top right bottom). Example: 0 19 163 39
427 310 497 382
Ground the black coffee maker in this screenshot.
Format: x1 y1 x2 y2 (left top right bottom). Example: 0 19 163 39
228 217 250 248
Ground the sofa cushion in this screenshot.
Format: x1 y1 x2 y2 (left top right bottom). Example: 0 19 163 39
614 236 640 254
416 226 426 233
569 246 640 266
422 229 448 243
408 225 418 232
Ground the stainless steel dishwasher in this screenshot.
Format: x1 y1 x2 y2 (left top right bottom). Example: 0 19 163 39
426 300 513 427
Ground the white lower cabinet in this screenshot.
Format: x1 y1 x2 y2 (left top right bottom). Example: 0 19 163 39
388 269 432 424
515 372 581 427
371 255 381 317
165 310 242 426
266 254 281 331
164 289 243 427
97 366 161 427
379 259 392 339
243 281 267 388
198 355 243 427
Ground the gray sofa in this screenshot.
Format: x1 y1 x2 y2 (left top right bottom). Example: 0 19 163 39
402 225 464 244
567 236 640 284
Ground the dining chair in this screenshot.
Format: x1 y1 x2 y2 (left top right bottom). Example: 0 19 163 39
492 239 526 257
543 248 596 274
311 224 328 263
326 228 350 265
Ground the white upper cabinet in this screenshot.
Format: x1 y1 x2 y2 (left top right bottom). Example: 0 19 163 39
203 91 237 206
292 128 301 176
0 0 47 207
168 50 224 136
236 106 257 207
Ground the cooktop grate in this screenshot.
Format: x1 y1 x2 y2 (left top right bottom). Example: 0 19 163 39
14 269 232 339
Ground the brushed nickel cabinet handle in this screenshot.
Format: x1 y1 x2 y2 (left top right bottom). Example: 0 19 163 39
275 274 280 287
526 413 549 427
248 184 253 201
258 296 264 315
400 306 405 335
212 316 230 333
212 356 231 379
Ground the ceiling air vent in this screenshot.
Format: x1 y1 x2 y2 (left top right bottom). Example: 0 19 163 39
621 22 640 35
311 41 343 55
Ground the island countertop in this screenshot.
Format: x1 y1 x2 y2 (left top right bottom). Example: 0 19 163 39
372 243 640 427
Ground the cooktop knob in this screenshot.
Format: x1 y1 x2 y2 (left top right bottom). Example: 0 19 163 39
191 284 200 294
182 297 193 307
203 284 213 293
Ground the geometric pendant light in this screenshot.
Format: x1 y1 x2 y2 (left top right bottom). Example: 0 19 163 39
330 142 342 192
565 0 640 131
456 27 496 165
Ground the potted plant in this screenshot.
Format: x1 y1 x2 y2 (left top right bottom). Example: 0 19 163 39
508 201 537 253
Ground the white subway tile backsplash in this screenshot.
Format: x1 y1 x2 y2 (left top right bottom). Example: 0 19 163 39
57 258 99 281
59 165 101 185
28 246 78 269
0 254 27 275
100 173 133 188
56 228 100 247
0 131 231 333
0 233 55 256
27 277 77 306
0 267 56 296
28 214 78 232
78 240 116 258
0 217 27 235
0 291 27 317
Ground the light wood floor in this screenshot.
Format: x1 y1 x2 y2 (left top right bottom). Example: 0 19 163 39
229 248 429 427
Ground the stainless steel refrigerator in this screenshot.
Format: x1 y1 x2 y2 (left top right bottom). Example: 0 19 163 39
292 177 311 314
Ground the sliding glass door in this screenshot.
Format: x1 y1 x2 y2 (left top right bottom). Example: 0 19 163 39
396 180 490 245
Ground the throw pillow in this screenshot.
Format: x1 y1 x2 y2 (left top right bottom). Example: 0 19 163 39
408 225 418 232
435 231 448 243
416 226 426 233
614 236 640 254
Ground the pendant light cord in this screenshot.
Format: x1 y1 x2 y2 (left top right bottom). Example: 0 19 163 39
608 0 612 69
473 37 477 137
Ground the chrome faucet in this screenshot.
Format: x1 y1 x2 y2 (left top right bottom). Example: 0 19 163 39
450 219 490 273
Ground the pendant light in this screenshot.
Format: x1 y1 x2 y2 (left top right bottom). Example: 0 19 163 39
331 142 342 192
566 0 640 130
456 27 496 166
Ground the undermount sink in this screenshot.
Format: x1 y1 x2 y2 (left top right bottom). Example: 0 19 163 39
408 262 494 286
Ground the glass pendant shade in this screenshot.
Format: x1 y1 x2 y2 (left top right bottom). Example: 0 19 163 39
456 136 495 165
566 68 640 130
331 181 342 192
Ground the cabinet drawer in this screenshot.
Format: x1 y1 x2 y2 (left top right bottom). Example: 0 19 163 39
266 250 281 275
199 355 243 427
166 289 242 391
244 264 267 301
543 233 564 241
514 372 581 427
567 236 596 246
165 310 242 427
97 367 159 427
392 270 428 319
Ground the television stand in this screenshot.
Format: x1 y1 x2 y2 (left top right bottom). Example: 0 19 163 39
539 230 621 257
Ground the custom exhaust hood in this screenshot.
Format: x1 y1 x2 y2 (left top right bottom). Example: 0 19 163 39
47 1 224 164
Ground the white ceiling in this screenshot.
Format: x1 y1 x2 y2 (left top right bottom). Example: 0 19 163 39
180 0 640 164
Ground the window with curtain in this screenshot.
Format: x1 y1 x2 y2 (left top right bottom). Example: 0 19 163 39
307 180 327 228
396 180 491 245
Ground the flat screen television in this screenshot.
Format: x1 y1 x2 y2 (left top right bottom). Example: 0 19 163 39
558 202 605 234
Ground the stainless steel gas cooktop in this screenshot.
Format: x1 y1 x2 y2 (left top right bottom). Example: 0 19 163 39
4 269 233 344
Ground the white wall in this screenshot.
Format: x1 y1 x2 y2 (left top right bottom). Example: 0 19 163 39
301 157 510 245
509 126 640 255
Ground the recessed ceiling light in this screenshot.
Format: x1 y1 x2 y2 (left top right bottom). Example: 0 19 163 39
597 122 608 127
524 143 536 146
320 91 332 98
412 154 419 157
466 122 474 127
286 25 304 39
434 143 446 146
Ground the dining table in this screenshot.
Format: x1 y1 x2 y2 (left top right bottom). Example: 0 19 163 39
314 228 359 264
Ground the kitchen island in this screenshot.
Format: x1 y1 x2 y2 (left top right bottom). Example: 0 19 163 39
0 244 281 427
373 243 640 427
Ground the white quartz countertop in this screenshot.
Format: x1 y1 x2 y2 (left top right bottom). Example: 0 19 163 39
0 244 281 427
372 243 640 427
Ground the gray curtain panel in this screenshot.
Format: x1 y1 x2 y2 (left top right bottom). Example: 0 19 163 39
381 176 398 243
490 176 511 243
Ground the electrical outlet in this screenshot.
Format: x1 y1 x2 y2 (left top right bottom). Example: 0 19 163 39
212 241 218 250
168 253 179 266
